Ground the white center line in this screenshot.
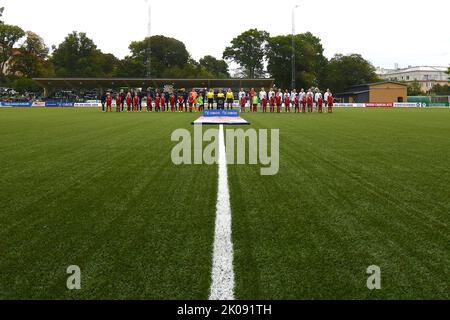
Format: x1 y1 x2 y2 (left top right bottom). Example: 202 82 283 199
209 124 235 300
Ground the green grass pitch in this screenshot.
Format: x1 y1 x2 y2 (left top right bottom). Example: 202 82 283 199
0 107 449 299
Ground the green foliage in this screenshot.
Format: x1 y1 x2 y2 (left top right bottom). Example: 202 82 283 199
223 29 269 78
115 37 229 79
323 54 379 93
1 74 41 92
430 84 450 95
120 35 190 77
0 4 386 95
10 76 41 92
0 23 25 77
407 80 424 96
162 63 198 79
11 31 54 78
114 56 144 78
265 32 327 89
51 31 117 77
198 55 229 78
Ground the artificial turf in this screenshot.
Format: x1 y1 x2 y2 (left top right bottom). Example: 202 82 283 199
229 109 450 299
0 108 216 299
0 107 449 299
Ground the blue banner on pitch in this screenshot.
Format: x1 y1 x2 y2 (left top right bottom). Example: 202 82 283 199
204 110 239 117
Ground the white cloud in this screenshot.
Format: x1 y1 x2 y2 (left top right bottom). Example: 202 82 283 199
1 0 449 68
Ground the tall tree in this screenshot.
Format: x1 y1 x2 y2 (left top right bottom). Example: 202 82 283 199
223 29 269 78
11 31 54 77
407 80 423 96
162 59 200 79
430 84 450 95
51 31 117 77
121 35 190 77
0 7 4 24
0 23 25 77
323 54 379 93
115 56 144 78
266 32 327 89
199 55 229 78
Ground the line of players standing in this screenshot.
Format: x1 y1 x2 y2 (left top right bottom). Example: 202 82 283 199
103 89 204 113
102 87 333 113
239 87 334 113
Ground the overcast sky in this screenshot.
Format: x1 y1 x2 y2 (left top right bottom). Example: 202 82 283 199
1 0 449 70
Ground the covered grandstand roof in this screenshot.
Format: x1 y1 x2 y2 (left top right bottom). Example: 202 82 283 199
33 78 275 89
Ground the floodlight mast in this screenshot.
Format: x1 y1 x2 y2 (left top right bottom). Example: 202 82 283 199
145 0 152 78
292 4 299 90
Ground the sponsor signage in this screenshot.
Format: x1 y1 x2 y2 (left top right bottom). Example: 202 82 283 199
32 101 46 107
1 101 32 107
428 103 450 107
193 116 250 125
45 102 74 107
73 102 102 107
393 103 419 108
365 103 394 108
334 103 366 108
204 110 239 117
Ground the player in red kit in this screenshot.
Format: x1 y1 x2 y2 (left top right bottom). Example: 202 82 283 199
262 95 268 113
146 94 152 112
318 95 323 113
126 93 132 112
240 95 246 113
178 95 184 112
170 94 176 112
301 95 306 113
270 95 275 113
276 94 282 113
115 94 121 112
188 93 194 112
327 94 333 113
307 95 313 113
284 95 291 113
105 93 112 112
134 95 141 112
294 95 300 113
154 94 160 112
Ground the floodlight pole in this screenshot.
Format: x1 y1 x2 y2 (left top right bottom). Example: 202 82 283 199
145 0 152 78
291 5 299 90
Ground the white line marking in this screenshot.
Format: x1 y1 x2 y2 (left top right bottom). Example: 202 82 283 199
209 124 235 300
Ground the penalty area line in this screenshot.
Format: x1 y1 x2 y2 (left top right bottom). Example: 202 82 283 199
209 124 235 300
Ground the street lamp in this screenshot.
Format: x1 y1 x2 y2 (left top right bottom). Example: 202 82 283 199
292 4 300 89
